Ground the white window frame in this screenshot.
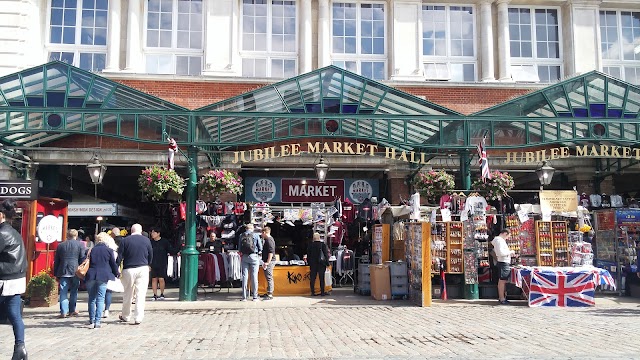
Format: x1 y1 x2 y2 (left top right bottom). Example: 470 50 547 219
420 3 477 82
508 5 563 83
239 0 299 78
330 1 388 80
143 0 205 76
45 0 108 72
599 9 640 84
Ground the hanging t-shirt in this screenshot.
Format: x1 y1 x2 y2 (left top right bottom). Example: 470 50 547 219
464 196 488 215
579 193 590 208
590 194 602 208
359 198 373 221
439 194 452 210
342 198 356 224
611 195 624 208
225 201 235 215
329 221 345 246
410 192 421 220
234 202 246 215
601 194 611 208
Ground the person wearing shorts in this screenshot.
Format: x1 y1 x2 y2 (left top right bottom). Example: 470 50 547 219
149 228 177 300
491 229 514 305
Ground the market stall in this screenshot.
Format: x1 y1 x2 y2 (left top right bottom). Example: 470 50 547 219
257 265 332 296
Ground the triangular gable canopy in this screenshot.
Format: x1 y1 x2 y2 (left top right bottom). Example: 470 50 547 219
0 61 192 147
471 71 640 147
473 71 640 118
0 61 188 110
197 65 461 115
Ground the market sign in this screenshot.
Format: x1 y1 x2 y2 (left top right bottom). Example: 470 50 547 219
68 203 117 217
0 180 38 200
245 177 378 203
504 145 640 164
615 210 640 225
232 141 432 165
282 179 344 203
37 214 63 244
539 190 578 213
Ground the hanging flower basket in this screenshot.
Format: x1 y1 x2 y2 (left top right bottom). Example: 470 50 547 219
472 170 514 201
198 169 243 198
138 165 186 202
413 170 455 203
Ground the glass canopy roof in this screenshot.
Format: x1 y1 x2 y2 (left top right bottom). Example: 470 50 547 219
197 66 461 116
0 61 191 147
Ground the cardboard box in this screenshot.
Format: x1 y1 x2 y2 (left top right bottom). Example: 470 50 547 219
369 264 391 301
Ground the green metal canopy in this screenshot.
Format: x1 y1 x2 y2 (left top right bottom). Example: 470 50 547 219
472 71 640 147
0 61 192 147
194 66 463 150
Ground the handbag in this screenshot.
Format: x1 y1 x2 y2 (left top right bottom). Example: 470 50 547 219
75 248 92 280
318 244 329 266
106 278 124 292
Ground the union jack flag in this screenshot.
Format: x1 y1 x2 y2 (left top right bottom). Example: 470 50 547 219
477 131 491 182
529 271 595 307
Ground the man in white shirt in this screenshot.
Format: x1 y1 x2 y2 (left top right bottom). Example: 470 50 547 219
491 229 514 305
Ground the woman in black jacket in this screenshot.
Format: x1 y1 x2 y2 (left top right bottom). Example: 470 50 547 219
307 233 330 296
85 232 120 328
0 199 28 359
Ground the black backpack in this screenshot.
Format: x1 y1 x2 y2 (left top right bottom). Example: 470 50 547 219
240 232 256 254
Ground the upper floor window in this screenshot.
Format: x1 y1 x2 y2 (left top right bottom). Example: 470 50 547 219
241 0 297 78
47 0 108 72
331 2 386 80
144 0 203 76
508 7 561 83
421 5 476 81
600 10 640 84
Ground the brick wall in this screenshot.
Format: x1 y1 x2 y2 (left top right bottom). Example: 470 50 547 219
116 78 533 114
388 177 410 204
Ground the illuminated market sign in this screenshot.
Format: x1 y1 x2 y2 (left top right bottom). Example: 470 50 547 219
504 145 640 164
232 142 432 164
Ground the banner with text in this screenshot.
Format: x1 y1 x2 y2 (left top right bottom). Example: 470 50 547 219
245 177 379 203
539 190 578 213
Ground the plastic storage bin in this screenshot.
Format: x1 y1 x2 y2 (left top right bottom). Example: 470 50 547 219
358 263 371 295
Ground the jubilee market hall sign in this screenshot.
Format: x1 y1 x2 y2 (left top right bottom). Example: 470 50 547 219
504 144 640 164
233 142 640 165
232 141 433 164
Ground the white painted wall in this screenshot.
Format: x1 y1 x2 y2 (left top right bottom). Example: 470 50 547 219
1 1 640 82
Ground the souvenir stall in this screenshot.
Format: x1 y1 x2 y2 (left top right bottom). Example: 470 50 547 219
593 208 640 295
506 191 616 307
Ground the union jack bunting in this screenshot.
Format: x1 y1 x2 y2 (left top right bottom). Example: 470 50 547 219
529 272 595 307
477 132 491 182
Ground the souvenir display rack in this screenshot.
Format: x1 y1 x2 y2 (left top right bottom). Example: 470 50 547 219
535 221 568 266
405 222 432 307
518 218 537 266
504 215 521 265
569 231 593 266
372 223 390 265
447 221 463 274
430 222 446 273
462 220 478 285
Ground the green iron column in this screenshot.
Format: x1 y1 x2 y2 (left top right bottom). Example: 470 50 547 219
179 146 199 301
461 151 479 300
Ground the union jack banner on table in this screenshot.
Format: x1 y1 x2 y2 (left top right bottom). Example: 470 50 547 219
529 272 595 307
477 131 491 182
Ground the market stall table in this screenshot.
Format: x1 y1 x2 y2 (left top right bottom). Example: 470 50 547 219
509 266 615 307
258 265 332 296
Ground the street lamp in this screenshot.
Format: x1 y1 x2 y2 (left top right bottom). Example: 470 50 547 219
536 161 555 187
87 154 107 200
87 154 107 184
315 155 329 183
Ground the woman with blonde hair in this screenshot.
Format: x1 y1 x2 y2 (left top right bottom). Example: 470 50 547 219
85 232 119 328
102 235 118 318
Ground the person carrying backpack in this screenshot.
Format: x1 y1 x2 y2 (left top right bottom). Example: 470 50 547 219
239 223 262 301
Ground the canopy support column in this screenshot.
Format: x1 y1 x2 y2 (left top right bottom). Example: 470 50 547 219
179 146 199 301
461 150 479 300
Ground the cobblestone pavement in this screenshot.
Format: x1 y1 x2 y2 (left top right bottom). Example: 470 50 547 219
2 287 640 360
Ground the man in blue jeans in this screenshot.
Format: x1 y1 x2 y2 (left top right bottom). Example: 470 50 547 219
53 229 86 318
239 224 262 301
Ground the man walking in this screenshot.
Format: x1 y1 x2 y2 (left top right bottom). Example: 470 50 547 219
239 224 262 301
53 229 86 318
118 224 153 324
261 226 276 300
491 229 515 305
